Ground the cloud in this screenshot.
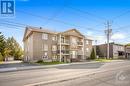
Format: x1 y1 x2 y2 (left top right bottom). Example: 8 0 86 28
86 31 93 35
111 33 126 40
84 31 127 45
92 35 106 44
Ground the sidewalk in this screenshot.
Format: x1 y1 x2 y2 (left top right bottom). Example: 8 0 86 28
0 60 125 73
0 60 22 64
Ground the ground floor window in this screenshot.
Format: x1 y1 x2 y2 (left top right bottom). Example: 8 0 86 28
52 55 57 61
42 52 48 59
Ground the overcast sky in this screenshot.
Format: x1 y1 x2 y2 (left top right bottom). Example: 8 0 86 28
0 0 130 48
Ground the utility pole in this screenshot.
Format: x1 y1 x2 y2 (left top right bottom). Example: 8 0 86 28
105 21 112 59
59 34 62 62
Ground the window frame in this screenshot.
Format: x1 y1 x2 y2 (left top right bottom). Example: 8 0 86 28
42 33 48 40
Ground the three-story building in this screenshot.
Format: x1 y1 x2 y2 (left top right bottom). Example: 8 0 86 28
23 27 92 62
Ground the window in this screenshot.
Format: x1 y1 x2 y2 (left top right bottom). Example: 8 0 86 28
42 33 48 40
44 44 48 51
43 52 48 58
52 36 57 41
86 40 89 44
52 45 57 51
44 52 48 56
86 48 89 52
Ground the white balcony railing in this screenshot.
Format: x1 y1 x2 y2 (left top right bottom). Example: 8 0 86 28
58 40 70 45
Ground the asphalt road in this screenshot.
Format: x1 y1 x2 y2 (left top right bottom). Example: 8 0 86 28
0 60 130 86
45 64 130 86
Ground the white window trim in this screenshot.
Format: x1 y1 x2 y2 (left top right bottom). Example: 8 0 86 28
52 45 57 51
42 33 48 40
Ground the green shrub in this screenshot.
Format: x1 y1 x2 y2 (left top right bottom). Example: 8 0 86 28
37 60 43 63
90 48 96 59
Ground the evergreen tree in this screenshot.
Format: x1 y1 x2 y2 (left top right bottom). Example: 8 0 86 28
90 48 96 59
0 32 6 60
6 37 23 60
0 52 3 61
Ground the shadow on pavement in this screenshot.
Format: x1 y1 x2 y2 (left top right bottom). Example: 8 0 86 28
55 62 105 69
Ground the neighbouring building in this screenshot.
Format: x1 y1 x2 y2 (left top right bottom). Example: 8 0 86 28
23 27 93 62
125 44 130 59
95 42 125 59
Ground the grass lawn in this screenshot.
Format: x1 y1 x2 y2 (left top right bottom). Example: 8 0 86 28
36 61 66 65
95 59 112 62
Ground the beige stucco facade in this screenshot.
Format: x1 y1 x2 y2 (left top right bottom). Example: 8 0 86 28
23 27 92 62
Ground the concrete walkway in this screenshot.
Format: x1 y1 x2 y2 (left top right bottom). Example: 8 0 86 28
0 60 22 64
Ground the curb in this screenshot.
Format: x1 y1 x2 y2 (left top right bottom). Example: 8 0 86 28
0 60 126 73
0 63 71 73
0 61 99 73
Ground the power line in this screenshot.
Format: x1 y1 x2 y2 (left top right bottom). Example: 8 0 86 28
66 5 107 21
0 19 29 27
112 10 130 21
0 22 25 28
43 0 69 27
115 24 130 30
62 7 104 24
0 23 23 31
17 10 102 31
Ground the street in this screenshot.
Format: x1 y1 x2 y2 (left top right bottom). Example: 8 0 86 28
45 63 130 86
0 60 130 86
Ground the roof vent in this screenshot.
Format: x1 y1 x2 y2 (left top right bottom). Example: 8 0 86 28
40 27 42 29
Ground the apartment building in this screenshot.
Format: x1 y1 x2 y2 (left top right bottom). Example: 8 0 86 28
95 42 125 59
23 27 92 62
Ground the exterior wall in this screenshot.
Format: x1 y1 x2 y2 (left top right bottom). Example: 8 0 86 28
85 39 92 59
24 34 33 61
125 46 130 59
32 32 57 62
96 43 125 59
96 44 107 58
112 44 125 59
23 29 93 62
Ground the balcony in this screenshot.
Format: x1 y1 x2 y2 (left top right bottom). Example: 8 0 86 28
77 41 83 46
52 51 57 54
57 50 70 55
77 50 83 55
58 40 70 45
